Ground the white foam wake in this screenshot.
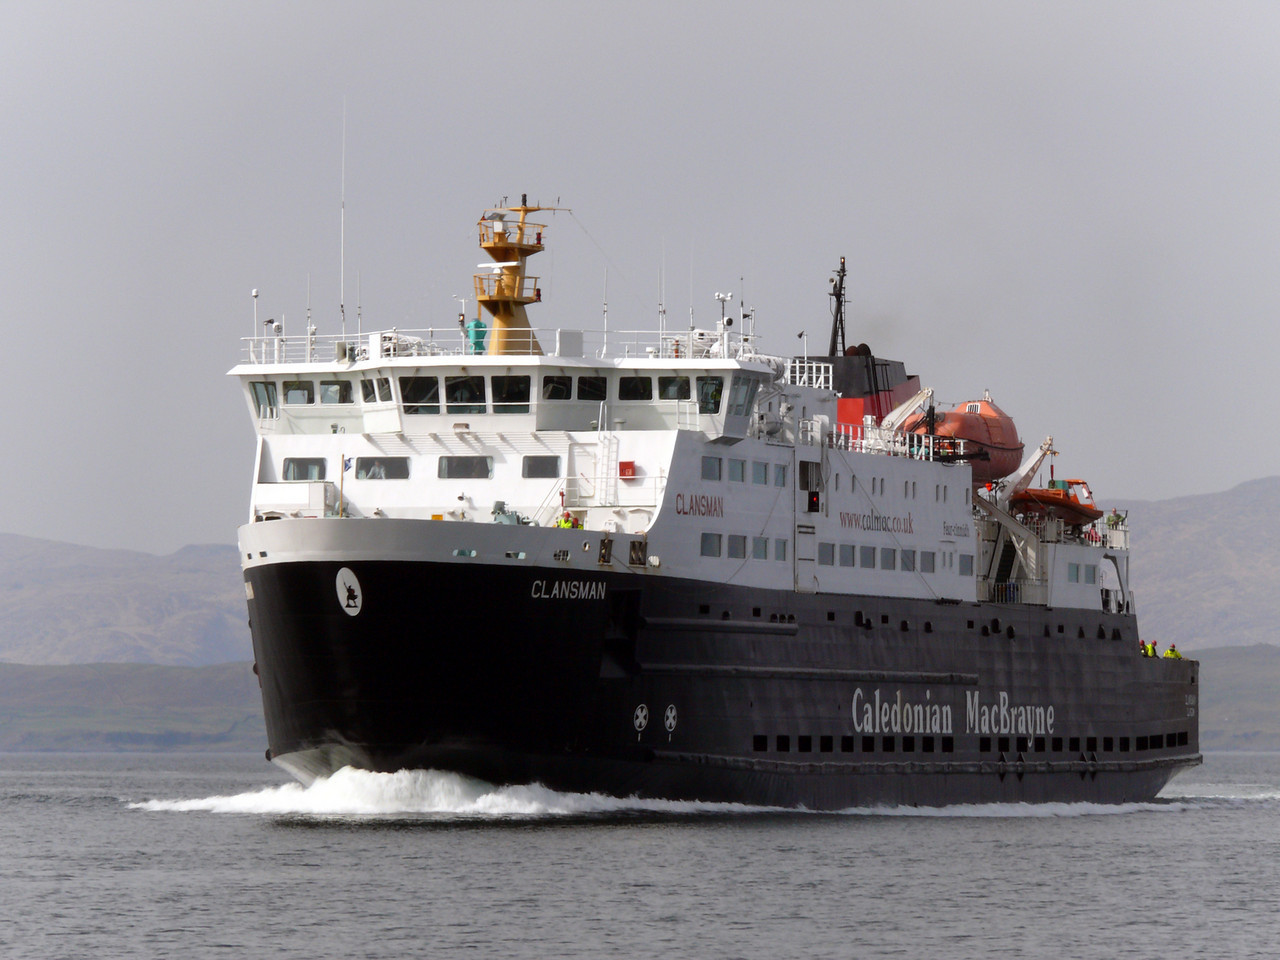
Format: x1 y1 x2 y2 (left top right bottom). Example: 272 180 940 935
128 767 770 818
128 767 1196 819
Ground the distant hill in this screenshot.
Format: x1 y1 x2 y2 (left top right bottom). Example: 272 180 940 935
0 534 246 665
0 477 1278 665
1120 477 1280 654
0 646 1269 754
0 662 265 752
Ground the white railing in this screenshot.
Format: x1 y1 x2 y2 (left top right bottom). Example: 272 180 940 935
784 358 833 389
238 325 774 365
979 577 1050 606
826 421 968 463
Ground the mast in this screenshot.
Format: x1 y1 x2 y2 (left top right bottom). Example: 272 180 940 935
827 256 847 357
473 193 564 356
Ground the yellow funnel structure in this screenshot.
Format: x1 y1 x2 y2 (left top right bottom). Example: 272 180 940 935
472 197 561 356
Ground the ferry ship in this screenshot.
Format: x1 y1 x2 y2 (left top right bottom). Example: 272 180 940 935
232 199 1200 808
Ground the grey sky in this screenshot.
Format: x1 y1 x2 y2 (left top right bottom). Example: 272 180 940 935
4 1 1278 554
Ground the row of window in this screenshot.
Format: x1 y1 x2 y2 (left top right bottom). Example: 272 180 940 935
1067 563 1100 585
701 534 789 561
281 454 560 482
702 456 788 486
252 373 754 416
817 543 974 576
751 731 1190 755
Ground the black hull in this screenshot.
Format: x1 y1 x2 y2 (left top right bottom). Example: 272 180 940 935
246 559 1200 809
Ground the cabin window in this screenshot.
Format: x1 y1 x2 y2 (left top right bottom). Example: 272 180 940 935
860 546 876 569
1068 563 1081 583
700 533 722 557
839 544 855 567
726 376 759 417
361 377 392 403
1084 564 1098 585
775 464 787 487
318 380 353 405
578 376 607 402
752 536 769 559
920 551 936 573
728 459 745 482
542 375 572 400
752 461 768 485
492 375 531 413
901 549 916 572
445 375 486 413
522 455 560 478
282 457 325 481
818 542 835 566
959 554 974 576
658 376 690 400
319 380 354 404
438 456 493 479
727 535 747 559
696 376 723 414
618 376 653 401
356 457 409 480
282 380 314 405
702 456 722 481
775 538 787 561
880 548 896 571
399 376 440 414
799 461 822 492
249 381 277 416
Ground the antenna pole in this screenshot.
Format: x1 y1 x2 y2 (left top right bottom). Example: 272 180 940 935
340 99 347 341
601 268 609 359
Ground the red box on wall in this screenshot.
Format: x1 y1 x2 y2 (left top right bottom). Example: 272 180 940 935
618 461 636 478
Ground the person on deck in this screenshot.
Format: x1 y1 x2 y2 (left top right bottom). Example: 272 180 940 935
1163 644 1183 660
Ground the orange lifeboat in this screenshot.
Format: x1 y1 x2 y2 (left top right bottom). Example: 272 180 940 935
1009 478 1104 526
905 393 1024 483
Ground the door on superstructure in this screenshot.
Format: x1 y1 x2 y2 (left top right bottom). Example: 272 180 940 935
795 524 817 593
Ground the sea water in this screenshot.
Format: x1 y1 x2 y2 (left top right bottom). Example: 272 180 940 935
0 752 1276 959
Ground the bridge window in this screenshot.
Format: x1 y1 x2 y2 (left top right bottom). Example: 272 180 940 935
282 380 314 405
752 536 769 559
356 457 410 480
249 381 277 416
726 376 759 416
774 464 787 487
959 553 974 576
728 535 747 559
399 376 440 414
1068 563 1081 583
522 455 560 478
361 377 392 402
880 548 896 570
901 549 916 572
752 461 768 484
493 375 531 413
839 544 855 567
1084 564 1097 585
920 551 936 573
319 380 353 404
542 375 572 400
438 456 493 479
618 376 652 401
696 376 723 414
702 456 722 481
775 539 787 561
282 458 325 481
818 542 835 565
658 376 690 400
860 546 876 569
578 376 607 402
445 376 486 414
729 459 745 482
